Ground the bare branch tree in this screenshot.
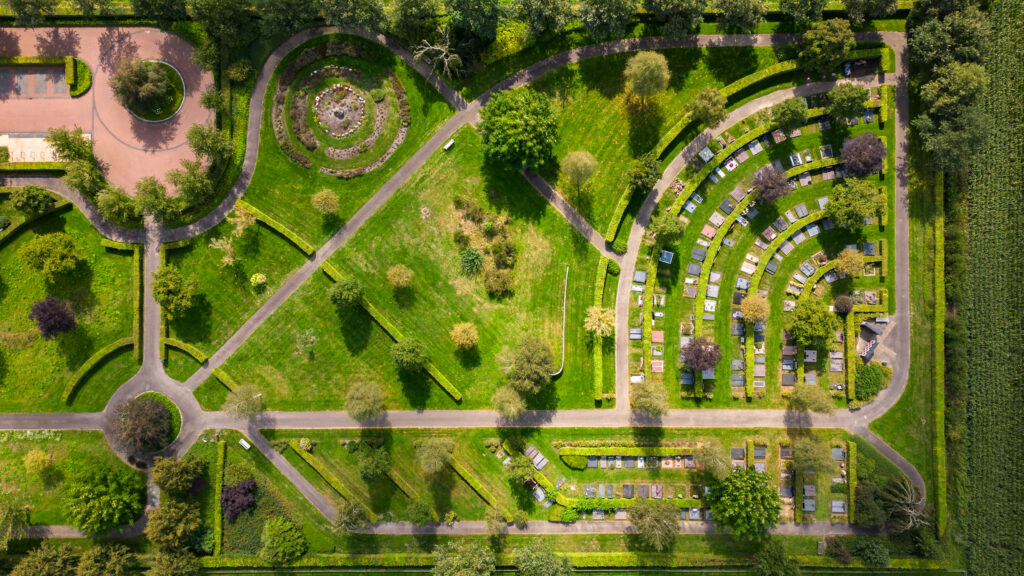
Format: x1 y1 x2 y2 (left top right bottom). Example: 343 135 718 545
883 475 929 532
414 27 463 80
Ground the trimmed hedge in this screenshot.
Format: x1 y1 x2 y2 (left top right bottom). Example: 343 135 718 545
561 454 589 469
847 440 857 524
0 161 65 172
603 187 634 243
164 338 209 363
693 192 754 336
212 367 239 391
199 553 432 569
592 257 609 401
559 446 694 457
61 337 134 403
100 239 138 250
287 440 378 523
235 199 315 255
213 440 226 556
448 459 511 520
69 57 92 97
132 246 143 362
932 172 948 537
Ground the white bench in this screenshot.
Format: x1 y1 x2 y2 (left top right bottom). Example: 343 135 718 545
238 438 251 451
443 139 455 151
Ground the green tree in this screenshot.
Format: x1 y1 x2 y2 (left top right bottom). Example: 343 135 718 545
644 0 708 37
64 464 146 534
627 151 661 192
740 294 770 323
76 544 136 576
186 123 233 168
358 446 391 480
514 539 572 576
152 455 205 496
7 0 59 26
312 189 339 215
329 276 363 308
625 51 670 105
97 187 141 223
153 265 198 319
691 86 727 127
167 159 214 210
788 383 835 414
708 466 781 541
834 247 864 276
346 382 385 421
113 396 171 453
259 517 308 564
827 83 869 120
515 0 571 36
110 59 170 110
714 0 765 31
0 494 27 554
223 384 264 419
845 0 895 26
261 0 318 36
908 5 986 74
389 0 443 43
787 300 839 348
698 437 730 480
19 232 81 282
130 0 186 22
507 335 554 395
631 379 669 416
826 178 884 229
433 540 495 576
577 0 637 40
792 437 836 476
136 177 178 222
855 537 891 567
319 0 386 33
9 542 75 576
450 322 480 350
480 87 559 167
408 499 435 525
629 497 679 550
334 501 370 532
584 306 615 338
771 97 809 133
416 437 454 474
45 125 93 162
62 159 105 198
780 0 826 23
186 0 256 48
449 0 507 42
755 538 801 576
145 500 201 550
11 185 55 215
493 385 526 419
798 19 855 74
561 150 598 194
146 551 200 576
507 454 535 483
650 211 686 245
392 338 427 372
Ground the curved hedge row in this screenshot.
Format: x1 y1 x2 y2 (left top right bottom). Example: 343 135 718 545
235 199 315 255
61 337 134 403
164 338 209 364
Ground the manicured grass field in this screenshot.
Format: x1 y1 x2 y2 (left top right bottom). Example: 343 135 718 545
0 430 140 525
66 346 139 411
165 220 308 363
242 34 453 247
0 208 134 412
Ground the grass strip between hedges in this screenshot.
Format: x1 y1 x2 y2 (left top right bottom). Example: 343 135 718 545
236 199 315 255
61 337 134 403
932 172 947 537
287 440 379 523
213 440 226 556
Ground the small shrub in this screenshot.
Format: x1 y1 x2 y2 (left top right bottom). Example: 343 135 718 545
560 507 580 523
408 500 433 525
386 264 415 289
607 260 621 275
259 517 308 564
11 185 55 216
460 247 483 275
298 438 313 452
453 229 470 247
328 277 363 308
855 537 891 568
450 322 479 350
0 215 10 231
489 236 517 268
369 88 385 102
834 294 854 315
220 478 256 521
484 267 514 296
855 363 885 400
249 272 267 288
227 61 252 83
311 189 339 215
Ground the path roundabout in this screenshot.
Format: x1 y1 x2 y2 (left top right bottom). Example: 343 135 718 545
5 27 918 540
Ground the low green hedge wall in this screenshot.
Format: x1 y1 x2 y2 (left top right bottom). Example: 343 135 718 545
562 454 589 469
592 257 609 401
0 161 65 172
212 440 226 556
69 57 91 97
199 553 433 568
288 440 378 523
164 338 208 363
61 337 134 403
236 199 315 255
132 246 142 362
932 172 947 537
99 239 138 250
212 367 239 391
559 446 694 457
847 440 857 524
603 187 634 244
448 459 510 520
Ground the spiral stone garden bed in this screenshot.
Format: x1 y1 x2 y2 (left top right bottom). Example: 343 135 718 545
271 39 410 178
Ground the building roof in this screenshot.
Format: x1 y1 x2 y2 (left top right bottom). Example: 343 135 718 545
633 270 648 283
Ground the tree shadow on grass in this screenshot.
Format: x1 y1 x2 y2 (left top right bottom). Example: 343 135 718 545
169 294 213 344
482 159 546 223
577 53 627 101
455 347 481 369
627 98 665 157
398 368 434 410
58 328 95 373
704 46 759 84
393 287 416 309
337 306 372 355
427 468 456 516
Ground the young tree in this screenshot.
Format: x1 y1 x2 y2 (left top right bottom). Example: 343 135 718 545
46 125 93 161
408 499 434 525
507 335 554 394
145 500 201 550
329 276 363 308
346 382 385 421
387 264 415 289
753 165 790 202
97 187 141 223
833 294 854 315
62 158 105 198
186 123 233 168
153 265 198 319
507 453 536 483
22 449 54 480
110 59 170 110
515 0 572 36
771 97 809 133
650 211 686 245
146 551 201 576
136 177 178 222
714 0 765 31
76 544 136 576
334 501 370 532
11 185 54 216
780 0 827 23
708 466 781 541
20 232 81 282
167 159 214 209
798 19 855 75
628 151 661 192
691 86 727 127
450 322 480 350
220 478 256 520
152 455 206 496
644 0 708 37
113 396 171 453
788 383 835 414
416 437 454 474
479 87 559 167
630 497 679 550
448 0 507 42
826 83 869 120
740 294 770 323
259 517 308 564
186 0 256 49
223 383 264 419
561 150 598 194
834 247 864 277
698 437 730 480
631 378 669 417
842 133 887 176
626 51 671 105
827 179 884 229
0 494 27 554
433 541 495 576
392 339 426 372
493 385 526 419
792 437 836 476
358 446 391 480
787 300 839 348
577 0 637 40
29 296 77 340
260 0 318 36
8 542 75 576
754 538 801 576
681 336 722 371
64 464 146 534
514 540 572 576
311 189 339 215
584 306 615 338
319 0 386 33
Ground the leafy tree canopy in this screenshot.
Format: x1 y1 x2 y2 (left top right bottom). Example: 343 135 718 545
714 0 765 31
433 540 495 576
826 178 884 229
630 497 679 550
64 464 146 534
787 300 840 348
479 87 559 167
577 0 637 40
708 466 781 541
798 19 855 74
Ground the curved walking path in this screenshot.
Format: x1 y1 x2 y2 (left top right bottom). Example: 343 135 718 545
1 30 918 537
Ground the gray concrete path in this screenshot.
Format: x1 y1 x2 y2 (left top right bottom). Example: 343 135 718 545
522 168 621 261
358 519 863 536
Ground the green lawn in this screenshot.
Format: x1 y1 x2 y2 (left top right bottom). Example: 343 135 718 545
532 46 791 231
242 34 453 248
0 208 134 412
165 219 308 364
0 430 140 525
66 346 139 411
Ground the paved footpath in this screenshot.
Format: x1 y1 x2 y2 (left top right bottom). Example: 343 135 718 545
0 30 919 537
